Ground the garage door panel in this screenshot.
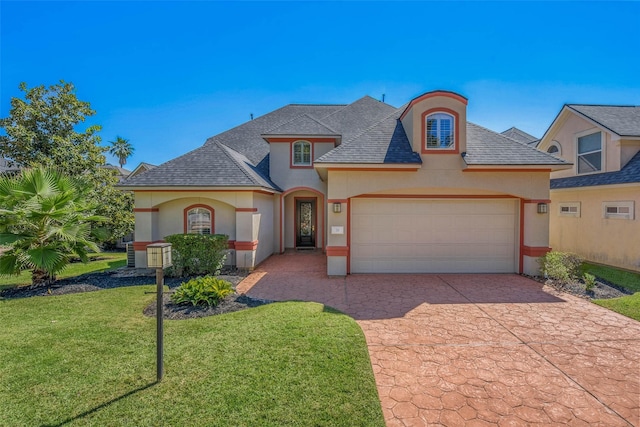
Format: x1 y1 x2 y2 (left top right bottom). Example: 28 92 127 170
351 199 516 273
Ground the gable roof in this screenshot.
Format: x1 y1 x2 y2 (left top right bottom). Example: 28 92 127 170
318 96 396 142
551 150 640 189
500 127 539 145
464 123 569 166
262 114 339 137
566 105 640 137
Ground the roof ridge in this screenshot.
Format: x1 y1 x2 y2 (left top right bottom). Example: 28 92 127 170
319 95 389 121
262 113 339 135
567 104 638 108
216 142 261 186
341 105 405 145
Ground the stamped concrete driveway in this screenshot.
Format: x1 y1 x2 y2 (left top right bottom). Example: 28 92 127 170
238 251 640 426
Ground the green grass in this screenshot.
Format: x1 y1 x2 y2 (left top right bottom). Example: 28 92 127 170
593 293 640 322
583 262 640 321
0 252 127 289
0 287 384 426
581 262 640 293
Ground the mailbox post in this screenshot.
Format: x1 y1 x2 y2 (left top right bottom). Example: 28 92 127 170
146 243 172 382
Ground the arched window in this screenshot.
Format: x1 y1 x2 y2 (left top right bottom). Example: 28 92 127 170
292 141 312 166
425 113 455 150
547 140 562 155
185 206 213 234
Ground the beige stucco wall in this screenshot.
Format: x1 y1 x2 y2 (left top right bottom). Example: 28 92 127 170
550 185 640 271
269 142 335 192
253 192 275 265
401 93 467 154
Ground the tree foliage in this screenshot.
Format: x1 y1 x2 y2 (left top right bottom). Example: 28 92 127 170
109 136 134 168
0 81 134 244
0 168 106 285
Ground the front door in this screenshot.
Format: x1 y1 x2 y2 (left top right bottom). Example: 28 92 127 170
296 199 316 247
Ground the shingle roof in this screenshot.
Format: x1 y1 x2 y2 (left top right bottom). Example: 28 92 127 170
263 114 339 136
120 141 279 189
318 96 397 142
567 105 640 137
464 123 569 166
551 151 640 189
316 108 421 164
500 127 539 145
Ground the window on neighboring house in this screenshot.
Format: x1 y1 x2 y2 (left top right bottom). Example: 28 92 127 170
425 113 455 150
558 202 580 217
547 141 561 155
186 207 212 234
603 201 634 220
577 132 602 174
292 141 311 166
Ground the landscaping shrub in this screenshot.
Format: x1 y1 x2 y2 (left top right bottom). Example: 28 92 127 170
171 276 234 306
583 273 596 292
164 234 228 277
539 251 582 283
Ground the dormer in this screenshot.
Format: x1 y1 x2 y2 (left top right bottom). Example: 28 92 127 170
400 90 468 156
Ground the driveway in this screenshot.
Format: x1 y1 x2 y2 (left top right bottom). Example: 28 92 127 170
237 251 640 426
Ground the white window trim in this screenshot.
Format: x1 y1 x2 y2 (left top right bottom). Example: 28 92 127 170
575 129 604 176
602 201 635 220
425 112 455 150
558 202 581 218
292 140 312 166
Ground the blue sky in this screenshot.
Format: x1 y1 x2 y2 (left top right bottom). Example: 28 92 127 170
2 1 639 168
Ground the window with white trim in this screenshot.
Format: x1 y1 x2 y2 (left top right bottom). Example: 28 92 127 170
187 207 212 234
292 141 311 166
602 201 634 220
547 141 562 155
425 113 455 150
577 131 602 174
558 202 580 217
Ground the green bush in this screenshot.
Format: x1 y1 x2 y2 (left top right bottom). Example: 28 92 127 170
583 273 596 292
171 276 234 307
539 251 583 283
164 234 228 277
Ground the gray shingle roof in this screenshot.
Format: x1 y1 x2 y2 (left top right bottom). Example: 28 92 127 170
567 105 640 137
263 114 339 136
464 123 569 166
500 127 539 145
120 141 280 189
551 151 640 189
316 108 421 164
318 96 396 142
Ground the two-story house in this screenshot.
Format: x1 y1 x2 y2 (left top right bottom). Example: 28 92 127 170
538 105 640 272
120 90 568 276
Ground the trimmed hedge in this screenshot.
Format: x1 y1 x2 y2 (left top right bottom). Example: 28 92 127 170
539 251 582 283
164 234 228 277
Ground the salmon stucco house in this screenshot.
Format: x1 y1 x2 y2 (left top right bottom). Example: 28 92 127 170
538 104 640 272
120 90 570 276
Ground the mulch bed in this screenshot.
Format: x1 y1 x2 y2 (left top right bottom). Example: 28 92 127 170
531 275 632 300
0 268 272 320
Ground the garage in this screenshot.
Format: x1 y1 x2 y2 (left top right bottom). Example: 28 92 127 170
350 198 518 273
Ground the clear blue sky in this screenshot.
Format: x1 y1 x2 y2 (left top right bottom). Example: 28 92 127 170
2 1 639 168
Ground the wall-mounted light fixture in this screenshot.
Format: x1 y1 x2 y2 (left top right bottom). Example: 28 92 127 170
333 202 342 213
537 203 548 214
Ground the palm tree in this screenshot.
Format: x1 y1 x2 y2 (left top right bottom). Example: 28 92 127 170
0 168 106 285
109 136 134 168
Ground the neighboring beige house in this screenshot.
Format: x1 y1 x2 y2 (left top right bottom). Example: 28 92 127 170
128 162 156 179
120 90 569 276
538 105 640 272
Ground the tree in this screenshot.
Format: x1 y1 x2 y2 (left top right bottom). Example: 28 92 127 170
0 81 134 245
0 168 106 285
109 136 134 168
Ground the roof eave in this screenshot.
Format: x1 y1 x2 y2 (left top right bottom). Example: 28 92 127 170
117 184 281 193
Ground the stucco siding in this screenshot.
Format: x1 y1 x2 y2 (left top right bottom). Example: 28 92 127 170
156 197 236 240
269 142 333 193
253 193 275 265
550 186 640 271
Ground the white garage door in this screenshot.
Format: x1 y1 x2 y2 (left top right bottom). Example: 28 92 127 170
351 198 517 273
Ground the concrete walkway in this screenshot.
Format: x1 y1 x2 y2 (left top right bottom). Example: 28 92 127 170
237 251 640 426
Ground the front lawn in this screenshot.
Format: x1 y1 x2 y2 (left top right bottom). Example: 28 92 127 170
0 287 384 426
584 262 640 321
0 252 127 289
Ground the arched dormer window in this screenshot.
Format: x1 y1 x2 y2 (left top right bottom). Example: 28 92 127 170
292 140 312 166
184 205 214 234
547 140 562 156
425 112 455 150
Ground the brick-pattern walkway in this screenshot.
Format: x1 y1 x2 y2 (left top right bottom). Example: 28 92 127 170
237 252 640 426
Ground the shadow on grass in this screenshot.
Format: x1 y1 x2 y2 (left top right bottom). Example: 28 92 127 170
40 381 157 427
